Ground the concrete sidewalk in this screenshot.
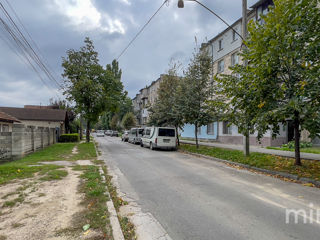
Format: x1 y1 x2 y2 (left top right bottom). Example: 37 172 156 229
180 140 320 161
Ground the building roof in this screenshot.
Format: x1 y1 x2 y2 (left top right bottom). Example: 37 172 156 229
0 107 67 122
0 111 20 123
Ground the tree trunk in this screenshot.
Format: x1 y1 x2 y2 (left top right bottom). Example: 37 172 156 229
195 124 199 149
243 127 250 157
79 115 83 140
86 120 90 143
294 111 301 166
175 126 180 146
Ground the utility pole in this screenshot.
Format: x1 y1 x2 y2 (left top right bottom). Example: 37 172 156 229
242 0 250 156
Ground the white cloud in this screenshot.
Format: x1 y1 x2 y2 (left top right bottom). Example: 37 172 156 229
53 0 125 34
119 0 131 5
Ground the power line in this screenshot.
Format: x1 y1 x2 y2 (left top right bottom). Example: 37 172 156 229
116 0 169 60
4 0 63 88
0 2 63 90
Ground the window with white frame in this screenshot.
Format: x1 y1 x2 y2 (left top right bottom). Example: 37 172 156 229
232 29 238 41
218 39 223 51
222 121 232 134
218 59 224 73
207 123 214 135
231 52 239 66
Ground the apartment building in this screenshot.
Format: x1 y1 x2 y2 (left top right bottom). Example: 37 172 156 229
132 75 165 126
180 0 290 147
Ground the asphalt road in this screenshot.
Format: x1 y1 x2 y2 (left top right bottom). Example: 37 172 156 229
96 136 320 240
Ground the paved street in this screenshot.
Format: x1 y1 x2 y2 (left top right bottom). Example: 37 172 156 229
96 136 320 240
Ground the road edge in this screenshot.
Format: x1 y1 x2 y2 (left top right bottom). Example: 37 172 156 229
178 149 320 188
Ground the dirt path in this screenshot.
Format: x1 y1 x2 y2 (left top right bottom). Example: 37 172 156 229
0 167 89 240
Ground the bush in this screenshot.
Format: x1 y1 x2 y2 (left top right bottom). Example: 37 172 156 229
59 133 80 142
282 141 312 149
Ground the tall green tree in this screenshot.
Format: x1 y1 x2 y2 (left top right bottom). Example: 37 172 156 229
110 114 119 130
148 61 184 144
62 37 123 142
121 112 136 130
217 0 320 165
178 47 214 148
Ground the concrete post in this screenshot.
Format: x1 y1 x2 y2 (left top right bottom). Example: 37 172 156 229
12 123 25 160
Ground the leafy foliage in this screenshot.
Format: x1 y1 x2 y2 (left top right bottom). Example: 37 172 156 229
121 112 136 130
216 0 320 165
178 47 215 148
62 38 123 142
148 61 184 141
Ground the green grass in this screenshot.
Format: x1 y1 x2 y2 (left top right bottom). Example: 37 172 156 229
180 144 320 182
266 146 320 154
70 142 97 160
0 142 97 185
67 165 113 239
103 167 135 240
40 169 68 181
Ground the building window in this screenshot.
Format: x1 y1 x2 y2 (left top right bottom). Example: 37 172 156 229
222 121 232 135
218 59 224 73
232 29 238 41
207 123 214 135
2 124 9 132
218 39 223 51
231 52 239 66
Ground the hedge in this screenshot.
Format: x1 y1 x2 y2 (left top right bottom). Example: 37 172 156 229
59 133 80 142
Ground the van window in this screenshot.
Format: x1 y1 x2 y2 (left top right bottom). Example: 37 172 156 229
145 129 151 136
138 129 144 135
158 128 175 137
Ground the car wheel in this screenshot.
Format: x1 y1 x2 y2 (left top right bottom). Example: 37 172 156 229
140 142 143 147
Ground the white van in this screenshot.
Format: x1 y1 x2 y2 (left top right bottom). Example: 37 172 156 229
128 128 144 144
140 127 177 150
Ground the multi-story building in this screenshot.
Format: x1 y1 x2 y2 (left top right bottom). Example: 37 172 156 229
132 75 166 126
180 0 290 147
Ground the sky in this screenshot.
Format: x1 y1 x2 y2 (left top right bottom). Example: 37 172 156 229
0 0 257 107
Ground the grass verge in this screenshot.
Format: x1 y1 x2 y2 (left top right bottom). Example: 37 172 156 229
180 144 320 182
0 142 96 185
103 166 136 240
56 165 113 239
266 146 320 154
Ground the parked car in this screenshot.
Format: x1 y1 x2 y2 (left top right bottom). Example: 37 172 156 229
140 127 177 150
111 131 119 137
121 130 129 142
105 130 112 136
128 128 144 144
96 130 105 137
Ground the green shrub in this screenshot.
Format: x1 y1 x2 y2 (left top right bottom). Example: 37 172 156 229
281 141 312 149
59 133 80 142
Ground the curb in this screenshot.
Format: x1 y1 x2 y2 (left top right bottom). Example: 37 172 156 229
178 149 320 188
99 167 125 240
93 138 125 240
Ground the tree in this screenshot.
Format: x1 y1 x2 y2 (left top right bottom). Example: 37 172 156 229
178 47 214 148
62 38 123 142
148 61 184 145
110 114 119 130
218 0 320 165
121 112 136 130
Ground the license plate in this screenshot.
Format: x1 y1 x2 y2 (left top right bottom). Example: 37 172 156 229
163 139 170 143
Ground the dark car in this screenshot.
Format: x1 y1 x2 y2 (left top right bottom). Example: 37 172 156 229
111 131 119 137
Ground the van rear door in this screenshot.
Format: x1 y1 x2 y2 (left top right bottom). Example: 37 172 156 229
157 128 176 147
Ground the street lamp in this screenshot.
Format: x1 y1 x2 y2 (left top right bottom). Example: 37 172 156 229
177 0 245 42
